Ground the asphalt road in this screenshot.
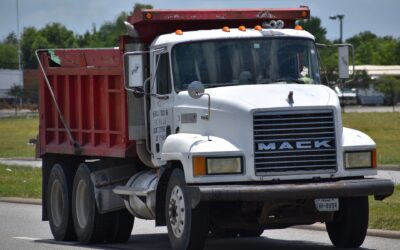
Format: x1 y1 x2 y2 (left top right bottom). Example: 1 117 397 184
1 202 399 250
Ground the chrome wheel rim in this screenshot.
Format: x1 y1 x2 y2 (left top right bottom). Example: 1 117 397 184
168 185 185 238
50 179 64 227
75 179 89 228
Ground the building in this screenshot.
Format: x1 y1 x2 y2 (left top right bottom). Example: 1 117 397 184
350 65 400 78
0 69 23 99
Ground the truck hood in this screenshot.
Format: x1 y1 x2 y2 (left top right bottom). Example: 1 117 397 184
202 84 335 111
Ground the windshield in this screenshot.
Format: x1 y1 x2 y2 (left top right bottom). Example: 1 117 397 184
172 38 321 91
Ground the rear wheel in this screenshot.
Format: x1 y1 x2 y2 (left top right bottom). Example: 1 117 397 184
72 164 110 243
166 168 209 250
47 164 76 241
326 197 369 248
107 209 134 243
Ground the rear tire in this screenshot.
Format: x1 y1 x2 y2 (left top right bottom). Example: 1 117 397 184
72 164 110 243
107 209 134 243
326 197 369 248
239 228 264 237
166 168 209 250
47 164 76 241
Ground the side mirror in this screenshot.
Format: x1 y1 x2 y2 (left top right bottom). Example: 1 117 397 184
124 53 145 88
338 46 349 79
187 81 211 120
188 81 205 99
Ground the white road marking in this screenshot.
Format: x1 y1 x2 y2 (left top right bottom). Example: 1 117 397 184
13 236 42 241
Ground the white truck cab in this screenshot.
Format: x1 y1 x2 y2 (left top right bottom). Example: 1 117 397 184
120 8 393 249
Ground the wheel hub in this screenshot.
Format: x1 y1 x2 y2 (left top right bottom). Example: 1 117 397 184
75 179 90 229
50 179 64 227
168 185 185 238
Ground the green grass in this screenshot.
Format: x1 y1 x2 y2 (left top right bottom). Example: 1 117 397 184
0 116 38 158
342 112 400 165
369 185 400 231
0 164 41 198
0 113 399 164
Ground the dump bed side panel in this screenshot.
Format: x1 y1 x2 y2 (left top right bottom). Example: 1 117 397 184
38 48 136 158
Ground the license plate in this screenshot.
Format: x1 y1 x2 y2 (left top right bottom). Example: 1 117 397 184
314 198 339 212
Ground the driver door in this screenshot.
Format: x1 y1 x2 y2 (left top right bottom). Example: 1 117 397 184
149 50 174 165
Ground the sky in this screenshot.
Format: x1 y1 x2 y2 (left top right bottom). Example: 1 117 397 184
1 0 399 41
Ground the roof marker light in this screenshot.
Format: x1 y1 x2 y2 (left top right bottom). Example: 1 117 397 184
175 29 183 35
222 26 230 32
301 11 308 18
254 25 262 31
144 12 153 20
295 25 303 30
238 26 246 31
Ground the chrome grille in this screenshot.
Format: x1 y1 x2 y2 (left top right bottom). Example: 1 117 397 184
253 110 337 175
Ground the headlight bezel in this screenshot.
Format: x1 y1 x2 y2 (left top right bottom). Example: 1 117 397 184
192 155 243 176
344 150 376 169
206 156 243 175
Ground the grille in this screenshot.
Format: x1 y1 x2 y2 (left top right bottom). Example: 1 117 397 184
253 109 337 175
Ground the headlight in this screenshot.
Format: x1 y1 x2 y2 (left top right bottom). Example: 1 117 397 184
207 157 242 175
192 156 243 176
345 150 376 169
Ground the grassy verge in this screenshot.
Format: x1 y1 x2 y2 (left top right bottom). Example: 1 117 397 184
0 113 399 165
0 164 41 198
0 116 38 158
369 185 400 231
342 112 400 165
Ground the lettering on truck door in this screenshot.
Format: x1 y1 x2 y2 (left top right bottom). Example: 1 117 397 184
150 50 174 164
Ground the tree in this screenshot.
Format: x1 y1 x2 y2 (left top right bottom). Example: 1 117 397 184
0 44 18 69
8 83 24 113
345 32 399 65
77 3 153 48
21 23 78 68
21 27 47 68
3 32 18 45
134 3 153 10
375 76 400 110
40 23 77 48
299 17 328 44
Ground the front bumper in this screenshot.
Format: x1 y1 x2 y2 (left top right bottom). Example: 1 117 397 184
187 178 394 207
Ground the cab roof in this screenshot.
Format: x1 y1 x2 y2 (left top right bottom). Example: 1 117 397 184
151 28 315 48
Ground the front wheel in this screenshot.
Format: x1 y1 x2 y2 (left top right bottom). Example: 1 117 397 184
165 169 209 250
326 197 369 248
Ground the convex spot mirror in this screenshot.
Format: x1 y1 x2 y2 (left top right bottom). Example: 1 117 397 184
188 81 205 99
338 46 349 79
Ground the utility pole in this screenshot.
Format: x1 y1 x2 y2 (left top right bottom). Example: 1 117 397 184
16 0 23 112
329 14 345 43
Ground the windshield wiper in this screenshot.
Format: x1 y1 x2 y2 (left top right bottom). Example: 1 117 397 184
273 78 305 84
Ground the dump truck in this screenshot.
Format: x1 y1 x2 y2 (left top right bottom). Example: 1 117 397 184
36 7 394 250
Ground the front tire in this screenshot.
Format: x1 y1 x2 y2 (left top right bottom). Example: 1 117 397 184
326 197 369 248
166 169 209 250
47 164 76 241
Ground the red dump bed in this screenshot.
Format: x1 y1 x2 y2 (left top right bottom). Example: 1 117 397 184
37 48 136 158
128 7 310 44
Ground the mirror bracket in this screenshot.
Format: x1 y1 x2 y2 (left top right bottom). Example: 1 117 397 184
188 81 211 120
